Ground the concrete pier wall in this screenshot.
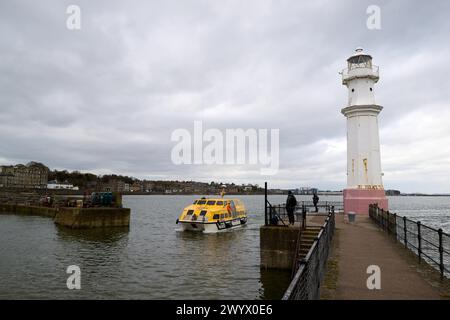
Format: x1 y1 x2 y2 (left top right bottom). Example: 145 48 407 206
54 207 130 228
0 204 130 228
0 204 57 218
260 226 299 270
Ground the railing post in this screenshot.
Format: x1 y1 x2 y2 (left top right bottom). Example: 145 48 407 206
393 213 397 237
438 228 444 278
378 208 383 228
264 182 268 226
377 207 380 225
387 211 390 234
417 221 421 262
403 216 407 248
302 204 306 230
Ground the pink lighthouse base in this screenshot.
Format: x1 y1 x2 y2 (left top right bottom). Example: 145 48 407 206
343 189 388 215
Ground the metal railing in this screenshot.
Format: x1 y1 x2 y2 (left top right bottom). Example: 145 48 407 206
341 64 379 80
369 204 450 279
282 210 335 300
264 200 342 228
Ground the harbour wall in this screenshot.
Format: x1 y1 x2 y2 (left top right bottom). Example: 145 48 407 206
0 204 130 229
260 226 299 270
54 207 130 228
0 190 42 205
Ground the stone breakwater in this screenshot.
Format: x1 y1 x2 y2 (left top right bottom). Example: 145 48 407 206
0 204 130 229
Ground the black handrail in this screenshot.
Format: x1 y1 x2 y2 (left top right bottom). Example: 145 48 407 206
282 210 335 300
264 184 342 226
369 204 450 279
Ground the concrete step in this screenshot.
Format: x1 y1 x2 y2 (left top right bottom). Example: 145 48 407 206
302 234 319 239
302 232 319 237
303 230 320 234
298 249 310 257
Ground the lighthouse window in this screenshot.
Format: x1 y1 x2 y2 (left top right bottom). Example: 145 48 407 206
370 88 373 91
351 89 354 92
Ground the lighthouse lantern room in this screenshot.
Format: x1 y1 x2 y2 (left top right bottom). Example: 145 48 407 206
341 48 388 215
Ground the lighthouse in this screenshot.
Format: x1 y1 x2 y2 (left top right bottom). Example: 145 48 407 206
341 48 388 215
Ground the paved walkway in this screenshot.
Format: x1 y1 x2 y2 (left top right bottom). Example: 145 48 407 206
329 214 445 299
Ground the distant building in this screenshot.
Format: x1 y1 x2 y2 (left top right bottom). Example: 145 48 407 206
297 187 318 195
103 179 126 192
0 161 49 189
143 181 155 192
385 189 401 196
130 182 143 192
47 180 79 190
272 189 284 194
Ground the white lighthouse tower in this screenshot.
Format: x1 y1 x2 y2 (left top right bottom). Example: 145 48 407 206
341 48 388 215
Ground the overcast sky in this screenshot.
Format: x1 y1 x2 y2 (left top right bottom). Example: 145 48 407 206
1 0 450 193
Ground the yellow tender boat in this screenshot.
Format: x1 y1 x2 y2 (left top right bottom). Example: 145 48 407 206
176 198 248 232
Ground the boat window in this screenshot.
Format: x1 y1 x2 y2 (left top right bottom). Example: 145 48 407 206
200 210 207 216
213 214 219 220
216 201 223 205
220 214 224 219
207 200 215 205
197 200 207 205
193 200 198 204
186 210 194 215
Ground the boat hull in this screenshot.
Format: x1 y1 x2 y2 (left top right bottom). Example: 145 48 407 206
179 217 247 233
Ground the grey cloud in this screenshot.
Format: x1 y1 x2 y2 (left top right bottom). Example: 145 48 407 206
1 0 450 192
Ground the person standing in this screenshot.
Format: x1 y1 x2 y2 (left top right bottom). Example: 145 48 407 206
313 192 319 213
286 191 297 225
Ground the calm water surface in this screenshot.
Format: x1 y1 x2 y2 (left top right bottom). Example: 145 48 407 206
0 195 449 299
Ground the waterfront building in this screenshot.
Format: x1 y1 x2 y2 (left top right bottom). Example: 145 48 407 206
341 48 388 214
0 161 49 189
102 179 127 192
47 180 79 190
297 187 319 195
143 181 155 192
130 182 143 192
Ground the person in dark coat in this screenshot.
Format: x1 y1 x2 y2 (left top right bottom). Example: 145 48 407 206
313 193 319 213
286 191 297 225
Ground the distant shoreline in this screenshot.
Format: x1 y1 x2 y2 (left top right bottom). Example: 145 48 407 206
0 187 448 197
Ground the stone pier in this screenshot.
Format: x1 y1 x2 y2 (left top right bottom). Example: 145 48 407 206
0 204 130 229
321 214 450 299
